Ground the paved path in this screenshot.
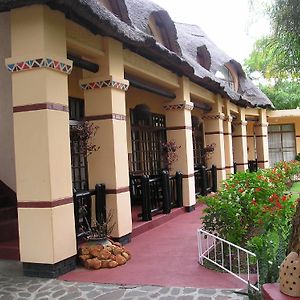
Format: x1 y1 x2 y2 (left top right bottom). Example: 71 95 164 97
61 205 250 289
0 260 249 299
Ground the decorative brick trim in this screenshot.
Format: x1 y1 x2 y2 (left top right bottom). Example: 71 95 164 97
182 174 194 179
80 79 129 91
6 58 72 74
166 126 192 131
163 103 194 111
185 205 195 212
254 122 268 127
23 256 76 278
106 186 130 195
111 233 132 245
202 113 225 121
85 113 126 121
205 131 224 135
13 103 69 113
233 121 248 126
18 196 73 208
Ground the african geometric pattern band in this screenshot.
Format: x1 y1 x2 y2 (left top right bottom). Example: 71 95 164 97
6 58 73 74
80 79 129 91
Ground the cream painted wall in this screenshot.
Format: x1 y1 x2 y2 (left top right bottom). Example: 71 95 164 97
268 116 300 154
0 12 16 191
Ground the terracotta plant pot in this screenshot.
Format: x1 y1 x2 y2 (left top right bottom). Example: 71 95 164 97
279 252 300 297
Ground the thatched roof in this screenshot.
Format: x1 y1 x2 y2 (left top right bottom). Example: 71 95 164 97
0 0 274 108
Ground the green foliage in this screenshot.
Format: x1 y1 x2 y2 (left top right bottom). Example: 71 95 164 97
270 0 300 77
200 161 300 284
259 81 300 109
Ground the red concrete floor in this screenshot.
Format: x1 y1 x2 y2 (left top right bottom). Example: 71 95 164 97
60 204 251 289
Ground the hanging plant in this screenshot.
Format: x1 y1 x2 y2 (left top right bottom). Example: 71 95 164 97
161 140 181 170
70 121 100 156
201 143 216 165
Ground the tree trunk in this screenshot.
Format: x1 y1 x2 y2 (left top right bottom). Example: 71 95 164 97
288 201 300 254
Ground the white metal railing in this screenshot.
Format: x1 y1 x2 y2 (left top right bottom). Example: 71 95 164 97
197 228 260 291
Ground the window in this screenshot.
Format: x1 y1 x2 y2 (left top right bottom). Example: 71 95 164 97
196 46 211 71
69 98 89 191
192 116 205 166
130 105 167 175
215 65 235 90
268 124 296 167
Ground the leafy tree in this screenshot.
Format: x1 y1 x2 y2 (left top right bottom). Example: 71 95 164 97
260 81 300 109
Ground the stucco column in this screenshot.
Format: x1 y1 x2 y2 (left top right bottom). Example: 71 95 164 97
80 37 132 243
202 98 226 187
232 108 248 171
254 110 269 169
6 6 76 277
247 121 256 160
223 103 234 176
164 77 196 211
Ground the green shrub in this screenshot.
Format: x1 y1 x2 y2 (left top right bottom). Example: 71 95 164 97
200 163 297 284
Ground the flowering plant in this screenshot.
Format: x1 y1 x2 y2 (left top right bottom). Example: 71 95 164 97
201 143 216 165
70 121 100 156
200 163 298 284
161 140 181 170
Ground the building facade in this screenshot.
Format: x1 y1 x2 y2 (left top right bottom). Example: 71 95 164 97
0 0 285 277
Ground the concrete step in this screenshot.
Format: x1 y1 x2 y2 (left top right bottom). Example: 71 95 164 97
0 219 19 242
0 239 20 260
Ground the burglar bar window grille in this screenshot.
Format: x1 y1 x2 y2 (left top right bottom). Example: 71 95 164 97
69 98 89 191
192 116 205 166
130 106 167 175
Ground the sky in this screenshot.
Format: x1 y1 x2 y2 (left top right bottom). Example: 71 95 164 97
151 0 271 65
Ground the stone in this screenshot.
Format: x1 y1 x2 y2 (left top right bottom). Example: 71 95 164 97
99 249 112 260
115 254 127 266
108 261 118 268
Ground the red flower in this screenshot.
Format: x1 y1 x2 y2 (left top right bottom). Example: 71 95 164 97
255 188 261 192
282 195 287 202
251 199 257 206
275 200 283 209
238 188 244 193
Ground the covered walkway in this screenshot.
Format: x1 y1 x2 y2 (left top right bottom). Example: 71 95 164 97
60 204 250 289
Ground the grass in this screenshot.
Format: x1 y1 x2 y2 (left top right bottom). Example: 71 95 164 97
289 181 300 202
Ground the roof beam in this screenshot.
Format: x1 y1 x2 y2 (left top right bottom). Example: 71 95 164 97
123 49 179 89
190 81 215 104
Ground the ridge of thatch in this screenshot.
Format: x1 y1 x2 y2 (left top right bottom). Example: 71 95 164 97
0 0 274 108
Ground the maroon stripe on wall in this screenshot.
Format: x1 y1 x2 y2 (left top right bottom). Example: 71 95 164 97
85 113 126 121
166 126 192 131
257 160 269 163
13 103 69 113
18 196 73 208
225 166 234 169
106 186 130 194
235 162 248 166
296 135 300 138
224 132 232 136
182 174 194 179
256 135 267 138
205 131 224 135
232 135 247 138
